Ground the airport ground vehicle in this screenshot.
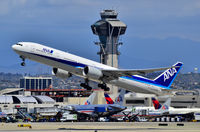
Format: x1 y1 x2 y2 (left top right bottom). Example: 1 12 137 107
60 113 77 122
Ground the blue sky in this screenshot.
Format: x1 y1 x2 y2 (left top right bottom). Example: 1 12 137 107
0 0 200 74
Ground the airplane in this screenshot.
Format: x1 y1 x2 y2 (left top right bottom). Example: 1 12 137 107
104 89 126 105
84 91 97 105
104 90 170 121
12 42 183 95
152 97 200 115
0 112 7 118
63 90 126 120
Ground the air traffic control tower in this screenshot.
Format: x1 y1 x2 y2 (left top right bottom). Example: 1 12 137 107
91 10 127 94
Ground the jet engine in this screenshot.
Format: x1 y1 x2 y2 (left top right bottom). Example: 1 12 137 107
83 66 103 80
52 68 72 79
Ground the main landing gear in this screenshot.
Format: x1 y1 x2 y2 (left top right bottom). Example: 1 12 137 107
20 56 26 66
98 83 110 91
80 79 92 91
80 79 110 91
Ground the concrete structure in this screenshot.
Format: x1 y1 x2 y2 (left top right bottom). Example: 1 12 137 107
91 10 127 95
63 90 107 105
0 88 24 95
0 95 56 114
20 77 52 91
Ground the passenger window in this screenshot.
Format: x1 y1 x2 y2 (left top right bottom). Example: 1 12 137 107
16 44 23 46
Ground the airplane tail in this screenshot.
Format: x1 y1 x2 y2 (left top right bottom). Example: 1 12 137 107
104 93 114 104
152 97 162 109
104 89 126 105
153 62 183 88
152 97 171 112
160 98 171 111
84 92 97 105
115 89 126 106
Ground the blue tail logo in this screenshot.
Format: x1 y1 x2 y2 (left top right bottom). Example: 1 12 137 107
164 68 177 82
154 62 183 87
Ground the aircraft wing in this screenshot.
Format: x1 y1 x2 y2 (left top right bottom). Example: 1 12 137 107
102 66 177 79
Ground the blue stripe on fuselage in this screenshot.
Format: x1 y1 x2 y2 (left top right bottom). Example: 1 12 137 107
27 52 170 89
121 76 171 89
29 52 86 68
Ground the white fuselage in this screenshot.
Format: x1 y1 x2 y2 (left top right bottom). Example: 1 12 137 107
168 107 200 114
12 42 164 95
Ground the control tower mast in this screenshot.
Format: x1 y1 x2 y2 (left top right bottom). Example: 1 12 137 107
91 10 127 94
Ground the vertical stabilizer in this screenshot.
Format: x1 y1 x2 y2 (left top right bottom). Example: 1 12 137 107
152 97 171 111
160 98 171 111
104 93 114 104
115 89 126 106
154 62 183 87
104 89 126 105
152 97 162 109
84 92 97 105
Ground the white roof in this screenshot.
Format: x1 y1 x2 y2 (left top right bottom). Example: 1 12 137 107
107 20 126 27
14 96 38 104
0 95 13 104
0 88 23 95
34 96 55 104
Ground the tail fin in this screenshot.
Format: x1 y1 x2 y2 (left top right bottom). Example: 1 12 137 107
104 93 114 104
104 89 126 105
152 97 171 111
84 92 97 105
154 62 183 88
152 97 162 110
160 98 171 111
115 89 126 105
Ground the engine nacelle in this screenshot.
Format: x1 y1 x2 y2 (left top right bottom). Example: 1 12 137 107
83 66 103 80
52 68 72 79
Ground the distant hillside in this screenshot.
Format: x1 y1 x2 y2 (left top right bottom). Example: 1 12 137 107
147 72 200 90
0 72 200 90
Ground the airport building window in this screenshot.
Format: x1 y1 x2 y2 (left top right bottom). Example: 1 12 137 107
43 79 47 89
26 79 30 90
39 79 42 90
20 77 52 90
36 79 39 90
48 79 52 87
126 100 144 104
31 79 35 90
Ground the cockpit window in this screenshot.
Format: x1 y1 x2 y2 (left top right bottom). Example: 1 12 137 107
16 43 23 46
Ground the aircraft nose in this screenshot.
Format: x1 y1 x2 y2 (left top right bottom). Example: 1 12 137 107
12 44 17 50
12 44 22 51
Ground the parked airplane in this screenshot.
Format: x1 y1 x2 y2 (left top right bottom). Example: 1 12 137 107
12 42 183 95
84 91 97 105
152 97 200 115
64 90 126 120
104 91 170 121
104 89 126 105
0 112 7 118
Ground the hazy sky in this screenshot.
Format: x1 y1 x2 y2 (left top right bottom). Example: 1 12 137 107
1 0 200 73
